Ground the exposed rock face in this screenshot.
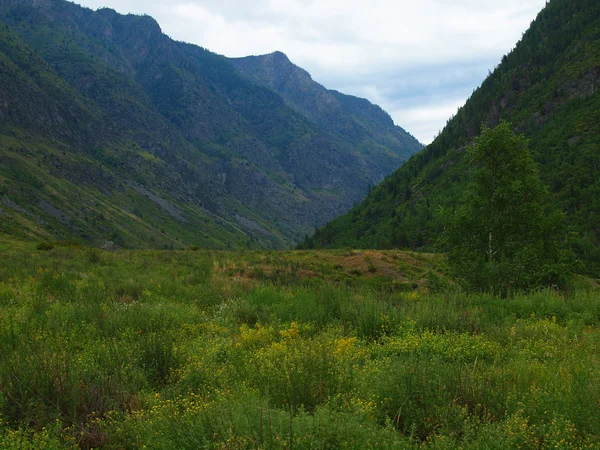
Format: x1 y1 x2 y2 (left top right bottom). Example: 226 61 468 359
101 241 118 251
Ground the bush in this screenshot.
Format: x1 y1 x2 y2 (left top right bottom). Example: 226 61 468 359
86 249 102 264
36 241 54 251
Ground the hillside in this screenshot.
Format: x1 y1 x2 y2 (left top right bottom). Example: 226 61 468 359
0 0 422 249
302 0 600 272
232 51 419 182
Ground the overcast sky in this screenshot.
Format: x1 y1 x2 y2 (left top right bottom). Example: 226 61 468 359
76 0 547 144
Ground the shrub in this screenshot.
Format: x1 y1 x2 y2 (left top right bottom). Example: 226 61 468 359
36 241 54 251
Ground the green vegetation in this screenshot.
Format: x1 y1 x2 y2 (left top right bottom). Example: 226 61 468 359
442 122 577 294
0 22 284 250
1 2 598 446
0 237 599 448
0 0 421 249
302 0 600 275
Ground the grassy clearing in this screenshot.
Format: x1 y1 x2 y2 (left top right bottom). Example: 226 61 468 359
0 239 599 448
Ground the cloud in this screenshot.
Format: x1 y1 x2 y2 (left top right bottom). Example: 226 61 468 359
75 0 547 144
393 101 467 144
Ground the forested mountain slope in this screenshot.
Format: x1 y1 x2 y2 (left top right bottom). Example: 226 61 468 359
232 51 419 182
0 0 421 249
302 0 600 272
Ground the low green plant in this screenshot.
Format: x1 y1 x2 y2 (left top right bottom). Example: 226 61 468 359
36 241 54 251
0 242 599 448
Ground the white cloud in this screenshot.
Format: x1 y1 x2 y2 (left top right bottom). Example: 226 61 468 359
392 100 467 144
75 0 547 144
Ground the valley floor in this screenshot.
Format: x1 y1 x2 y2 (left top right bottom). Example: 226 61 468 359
1 238 599 448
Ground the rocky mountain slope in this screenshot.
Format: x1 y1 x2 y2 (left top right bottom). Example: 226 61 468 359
232 51 418 182
302 0 600 271
0 0 422 249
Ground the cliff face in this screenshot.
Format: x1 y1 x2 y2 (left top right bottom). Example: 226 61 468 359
0 0 421 249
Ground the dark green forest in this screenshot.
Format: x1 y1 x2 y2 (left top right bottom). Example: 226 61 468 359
301 0 600 274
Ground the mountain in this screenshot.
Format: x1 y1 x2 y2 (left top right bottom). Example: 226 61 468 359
301 0 600 272
0 0 422 249
231 51 419 182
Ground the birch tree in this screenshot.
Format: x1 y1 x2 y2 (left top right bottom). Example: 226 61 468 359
442 121 576 294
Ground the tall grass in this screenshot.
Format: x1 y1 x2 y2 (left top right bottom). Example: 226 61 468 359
0 242 599 448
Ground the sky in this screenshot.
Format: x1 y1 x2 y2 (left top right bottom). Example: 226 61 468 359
76 0 548 145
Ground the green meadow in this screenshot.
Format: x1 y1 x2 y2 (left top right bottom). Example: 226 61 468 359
1 238 600 449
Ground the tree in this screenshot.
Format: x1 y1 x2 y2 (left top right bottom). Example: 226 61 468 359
442 121 576 294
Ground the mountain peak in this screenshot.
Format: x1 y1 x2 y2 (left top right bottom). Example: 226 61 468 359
238 50 296 70
231 49 421 157
233 50 314 88
97 8 162 37
268 50 289 59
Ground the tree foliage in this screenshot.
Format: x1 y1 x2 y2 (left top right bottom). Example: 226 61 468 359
442 122 577 294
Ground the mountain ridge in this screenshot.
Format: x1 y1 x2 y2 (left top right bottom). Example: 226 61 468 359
231 51 418 182
0 0 422 249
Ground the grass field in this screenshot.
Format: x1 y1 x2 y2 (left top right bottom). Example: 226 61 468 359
1 238 600 448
